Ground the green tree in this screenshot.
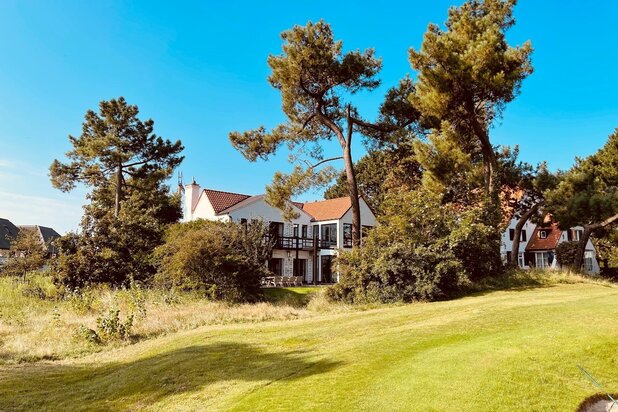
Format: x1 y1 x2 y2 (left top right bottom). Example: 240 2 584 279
50 97 183 217
50 98 184 287
230 21 419 247
1 228 47 278
496 148 559 266
409 0 532 196
154 220 273 302
323 142 421 213
545 129 618 271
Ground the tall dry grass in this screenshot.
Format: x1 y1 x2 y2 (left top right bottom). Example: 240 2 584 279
0 275 313 364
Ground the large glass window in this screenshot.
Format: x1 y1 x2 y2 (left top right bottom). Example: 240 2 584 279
294 259 307 279
343 224 352 248
535 252 549 269
584 251 594 272
301 225 308 238
268 258 283 275
321 224 337 246
518 253 525 268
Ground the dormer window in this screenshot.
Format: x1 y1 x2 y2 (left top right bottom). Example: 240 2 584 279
539 230 547 239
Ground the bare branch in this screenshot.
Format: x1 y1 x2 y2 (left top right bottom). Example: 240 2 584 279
303 156 344 170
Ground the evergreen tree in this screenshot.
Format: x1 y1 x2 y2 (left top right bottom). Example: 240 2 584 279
545 128 618 271
50 97 184 286
230 21 419 247
409 0 532 197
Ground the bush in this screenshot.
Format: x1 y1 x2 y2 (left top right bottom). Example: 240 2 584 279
329 189 492 304
153 220 273 302
555 241 580 269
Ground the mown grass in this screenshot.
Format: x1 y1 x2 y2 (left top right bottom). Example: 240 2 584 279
1 274 617 411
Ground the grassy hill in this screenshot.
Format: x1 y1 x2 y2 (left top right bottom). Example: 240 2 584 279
2 281 618 411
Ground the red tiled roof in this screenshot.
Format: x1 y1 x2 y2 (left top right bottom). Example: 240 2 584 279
526 223 562 251
203 189 251 214
302 197 351 221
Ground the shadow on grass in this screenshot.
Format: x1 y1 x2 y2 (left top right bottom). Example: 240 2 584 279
263 287 316 307
0 342 342 411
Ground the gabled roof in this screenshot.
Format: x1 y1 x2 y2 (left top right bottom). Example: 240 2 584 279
203 189 251 214
18 225 61 254
302 197 352 222
0 218 19 250
526 223 562 251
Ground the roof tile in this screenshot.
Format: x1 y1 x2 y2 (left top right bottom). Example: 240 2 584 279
302 197 351 221
526 223 563 251
203 189 251 214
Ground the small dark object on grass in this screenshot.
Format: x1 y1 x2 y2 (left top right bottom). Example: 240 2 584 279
576 393 618 412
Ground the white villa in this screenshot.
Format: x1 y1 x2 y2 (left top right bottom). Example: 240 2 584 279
183 180 376 284
500 218 600 274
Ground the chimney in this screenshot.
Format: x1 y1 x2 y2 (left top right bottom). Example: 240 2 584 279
184 178 200 221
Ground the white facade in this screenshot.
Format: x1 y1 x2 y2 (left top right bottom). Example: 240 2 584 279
183 181 376 283
500 218 600 274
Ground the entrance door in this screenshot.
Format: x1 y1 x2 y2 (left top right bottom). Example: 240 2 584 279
321 255 333 283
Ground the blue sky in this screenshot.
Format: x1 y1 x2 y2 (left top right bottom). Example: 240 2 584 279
1 1 617 234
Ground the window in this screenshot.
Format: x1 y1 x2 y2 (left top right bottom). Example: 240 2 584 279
240 218 247 228
539 230 547 239
584 251 594 272
293 224 299 237
518 253 525 268
521 230 527 242
269 222 284 238
575 229 583 241
509 229 515 241
268 258 283 275
535 252 549 269
301 225 308 238
343 223 352 248
293 258 307 279
321 224 337 246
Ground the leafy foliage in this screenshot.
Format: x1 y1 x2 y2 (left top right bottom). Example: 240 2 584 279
555 242 580 269
230 20 419 245
0 228 47 278
409 0 532 195
324 143 422 213
154 220 273 302
328 189 499 303
50 98 183 288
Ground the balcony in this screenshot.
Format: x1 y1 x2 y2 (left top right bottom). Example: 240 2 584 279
266 235 336 250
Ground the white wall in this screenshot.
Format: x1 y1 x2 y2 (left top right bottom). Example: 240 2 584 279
500 218 537 268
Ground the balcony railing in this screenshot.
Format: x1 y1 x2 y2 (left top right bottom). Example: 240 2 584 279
266 235 336 250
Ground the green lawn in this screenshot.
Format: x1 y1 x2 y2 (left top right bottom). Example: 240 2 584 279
2 282 618 411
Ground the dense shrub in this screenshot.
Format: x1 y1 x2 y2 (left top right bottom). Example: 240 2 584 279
153 220 273 302
51 190 182 289
329 189 500 303
555 241 580 269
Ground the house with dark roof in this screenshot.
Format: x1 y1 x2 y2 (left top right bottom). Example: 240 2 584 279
0 218 20 261
183 180 376 283
500 219 600 274
17 225 61 256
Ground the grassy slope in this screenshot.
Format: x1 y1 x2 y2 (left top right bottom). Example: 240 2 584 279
2 283 618 411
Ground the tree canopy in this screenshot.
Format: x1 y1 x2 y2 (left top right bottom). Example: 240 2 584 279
50 97 184 217
409 0 532 196
545 128 618 270
230 20 419 246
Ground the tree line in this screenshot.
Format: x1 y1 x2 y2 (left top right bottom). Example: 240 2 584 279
3 0 614 303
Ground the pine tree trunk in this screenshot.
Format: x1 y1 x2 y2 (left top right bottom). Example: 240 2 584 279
115 162 122 218
573 213 618 272
573 225 594 272
345 108 361 248
510 201 543 267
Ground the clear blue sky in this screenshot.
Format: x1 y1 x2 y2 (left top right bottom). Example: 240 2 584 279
1 1 617 234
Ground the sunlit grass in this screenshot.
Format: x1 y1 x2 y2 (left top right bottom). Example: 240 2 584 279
1 277 617 410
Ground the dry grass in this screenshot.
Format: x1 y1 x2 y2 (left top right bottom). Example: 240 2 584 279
0 275 312 364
